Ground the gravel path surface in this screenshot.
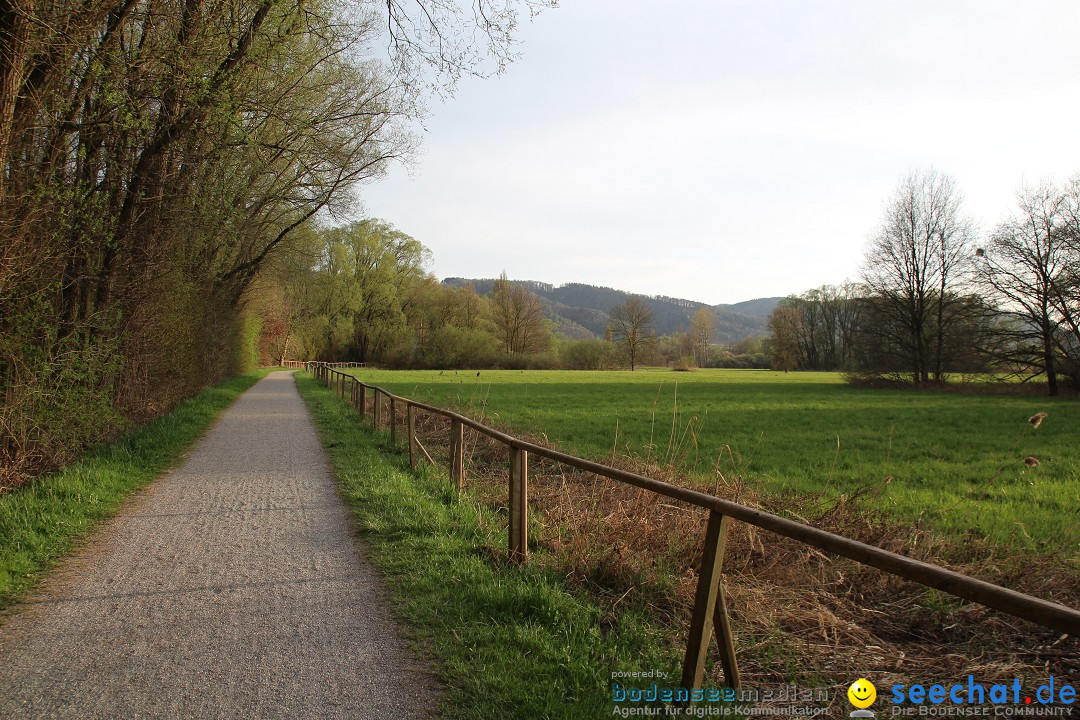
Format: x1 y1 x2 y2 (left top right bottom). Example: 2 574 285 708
0 371 439 719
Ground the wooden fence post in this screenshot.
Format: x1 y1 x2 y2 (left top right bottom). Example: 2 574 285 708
450 419 464 493
680 511 739 691
509 446 528 563
389 396 397 446
407 404 417 469
351 378 358 408
712 571 741 690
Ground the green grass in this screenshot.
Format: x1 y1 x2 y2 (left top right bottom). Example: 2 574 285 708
295 371 682 719
0 369 270 611
344 367 1079 555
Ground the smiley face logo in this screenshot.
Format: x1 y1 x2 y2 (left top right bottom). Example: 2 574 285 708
847 678 876 709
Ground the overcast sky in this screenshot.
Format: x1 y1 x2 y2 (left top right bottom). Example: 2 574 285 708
357 0 1080 305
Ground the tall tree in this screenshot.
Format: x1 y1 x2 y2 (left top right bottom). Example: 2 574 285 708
608 296 655 370
767 301 802 372
491 273 549 355
860 169 976 384
980 181 1080 395
689 307 714 367
0 0 550 479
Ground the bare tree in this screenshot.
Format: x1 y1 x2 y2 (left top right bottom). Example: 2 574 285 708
608 296 655 370
383 0 556 94
1054 177 1080 384
861 169 977 384
689 307 713 367
491 273 548 355
980 179 1080 393
979 183 1071 394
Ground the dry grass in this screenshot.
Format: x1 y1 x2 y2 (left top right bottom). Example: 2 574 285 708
383 393 1078 691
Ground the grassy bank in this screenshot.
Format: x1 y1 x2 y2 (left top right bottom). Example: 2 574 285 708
295 371 681 719
343 368 1077 554
0 369 270 611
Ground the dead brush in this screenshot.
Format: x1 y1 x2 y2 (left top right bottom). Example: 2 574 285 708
398 399 1078 689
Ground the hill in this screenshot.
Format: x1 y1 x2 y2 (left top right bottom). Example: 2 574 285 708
441 278 780 345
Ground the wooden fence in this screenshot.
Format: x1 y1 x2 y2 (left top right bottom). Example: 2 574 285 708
283 360 364 369
307 363 1080 691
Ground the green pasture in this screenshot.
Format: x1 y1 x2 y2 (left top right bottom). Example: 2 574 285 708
346 367 1078 556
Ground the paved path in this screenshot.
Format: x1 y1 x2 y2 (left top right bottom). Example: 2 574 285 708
0 371 438 719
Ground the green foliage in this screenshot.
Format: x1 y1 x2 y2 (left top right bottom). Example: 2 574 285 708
671 356 697 372
0 299 124 479
560 339 617 370
347 368 1079 554
267 220 435 364
0 370 267 610
710 340 770 369
235 315 263 375
0 0 417 476
296 372 679 719
265 226 568 370
423 325 497 368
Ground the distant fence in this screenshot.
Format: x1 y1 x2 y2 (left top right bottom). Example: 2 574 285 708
283 360 365 369
306 362 1080 692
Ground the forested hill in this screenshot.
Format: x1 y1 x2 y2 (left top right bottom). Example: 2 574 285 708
441 279 781 344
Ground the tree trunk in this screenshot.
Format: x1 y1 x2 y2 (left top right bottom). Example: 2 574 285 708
0 0 34 198
1042 325 1059 397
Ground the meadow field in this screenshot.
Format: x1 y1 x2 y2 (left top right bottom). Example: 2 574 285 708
347 367 1078 557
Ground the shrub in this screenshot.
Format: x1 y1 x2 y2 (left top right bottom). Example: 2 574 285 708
423 326 498 368
671 355 697 372
560 339 617 370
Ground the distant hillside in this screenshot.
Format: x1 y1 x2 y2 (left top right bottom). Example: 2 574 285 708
442 278 781 345
721 297 782 319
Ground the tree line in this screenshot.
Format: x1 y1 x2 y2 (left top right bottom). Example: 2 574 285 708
253 220 744 373
0 0 549 482
766 169 1080 395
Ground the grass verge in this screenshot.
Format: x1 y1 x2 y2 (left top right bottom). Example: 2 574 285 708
295 371 682 719
0 369 271 612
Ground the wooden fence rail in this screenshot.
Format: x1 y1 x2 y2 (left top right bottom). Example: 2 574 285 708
284 360 365 369
305 363 1080 692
